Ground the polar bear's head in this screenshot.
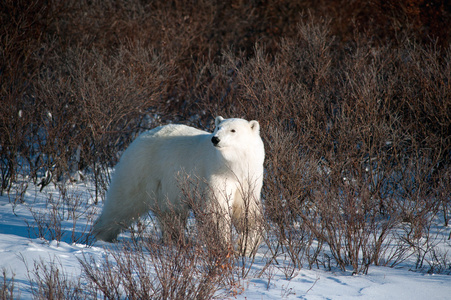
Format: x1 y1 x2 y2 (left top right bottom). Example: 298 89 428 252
211 116 261 150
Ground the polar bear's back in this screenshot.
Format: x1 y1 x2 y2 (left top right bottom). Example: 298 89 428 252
147 124 208 138
136 124 211 162
115 124 212 187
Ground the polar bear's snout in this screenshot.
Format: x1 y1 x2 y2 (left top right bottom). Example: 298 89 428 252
211 136 220 146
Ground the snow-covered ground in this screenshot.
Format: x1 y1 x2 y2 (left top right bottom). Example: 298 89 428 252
1 181 450 299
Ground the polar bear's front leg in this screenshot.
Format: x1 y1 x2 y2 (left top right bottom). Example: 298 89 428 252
202 184 235 252
232 188 263 256
156 209 189 244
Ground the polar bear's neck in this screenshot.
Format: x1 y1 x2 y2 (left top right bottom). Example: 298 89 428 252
213 146 262 181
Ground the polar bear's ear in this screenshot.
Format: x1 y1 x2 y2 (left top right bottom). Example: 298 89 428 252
250 120 260 134
215 116 224 127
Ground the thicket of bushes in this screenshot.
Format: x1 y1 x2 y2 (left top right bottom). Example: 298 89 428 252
1 0 450 297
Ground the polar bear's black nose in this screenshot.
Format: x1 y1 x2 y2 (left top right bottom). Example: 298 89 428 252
211 136 220 146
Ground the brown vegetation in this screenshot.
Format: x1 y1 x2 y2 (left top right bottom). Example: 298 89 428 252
1 0 450 297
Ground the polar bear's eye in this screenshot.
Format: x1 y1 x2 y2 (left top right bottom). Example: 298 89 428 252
231 129 236 133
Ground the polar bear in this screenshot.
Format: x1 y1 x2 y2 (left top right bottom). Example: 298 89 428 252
93 116 265 255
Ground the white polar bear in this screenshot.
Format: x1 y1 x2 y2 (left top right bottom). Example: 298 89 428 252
93 116 265 255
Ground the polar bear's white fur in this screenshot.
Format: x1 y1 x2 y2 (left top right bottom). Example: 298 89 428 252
93 116 265 254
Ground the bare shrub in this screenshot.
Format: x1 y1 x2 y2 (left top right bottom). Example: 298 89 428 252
178 173 263 283
26 42 171 197
203 19 450 275
0 0 53 193
81 220 237 299
23 257 86 300
260 126 323 277
1 269 18 300
1 1 173 196
82 172 271 298
25 185 96 245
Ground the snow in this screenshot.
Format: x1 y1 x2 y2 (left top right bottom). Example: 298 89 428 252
1 181 450 299
237 267 450 299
